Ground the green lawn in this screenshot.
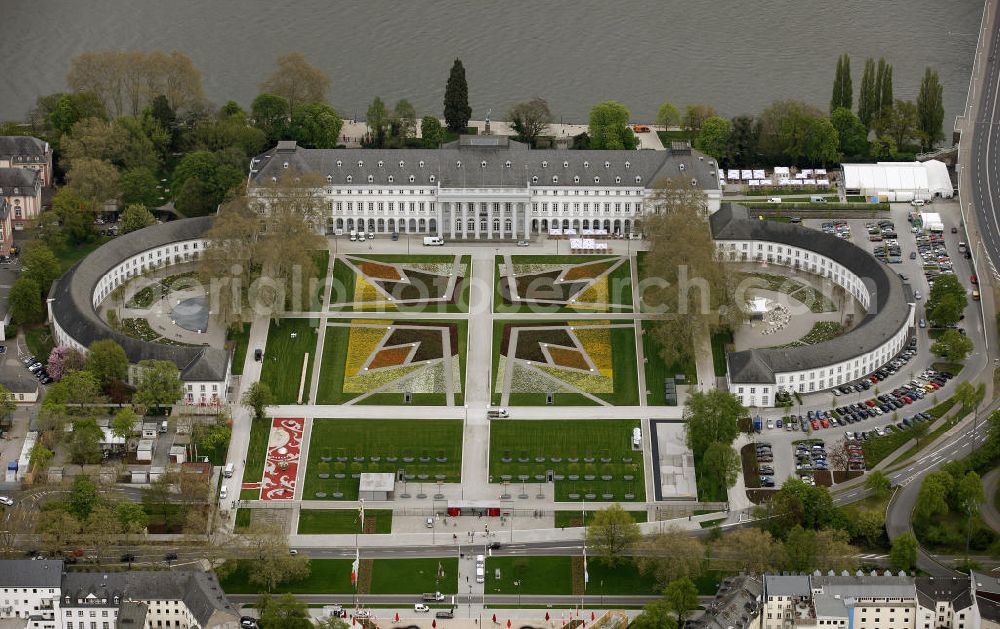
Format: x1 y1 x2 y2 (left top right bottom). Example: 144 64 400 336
553 510 647 529
228 323 251 376
54 237 111 272
656 130 691 146
316 319 467 406
297 509 393 534
329 257 357 305
710 329 734 377
308 250 330 311
24 325 55 361
220 557 459 594
490 320 638 406
242 418 273 494
642 320 696 405
485 556 658 595
303 419 463 500
234 508 252 531
489 420 644 501
260 318 320 403
493 255 633 314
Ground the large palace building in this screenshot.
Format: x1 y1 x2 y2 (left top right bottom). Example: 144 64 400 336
247 137 721 239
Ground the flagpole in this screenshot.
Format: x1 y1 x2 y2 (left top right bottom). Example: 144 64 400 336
581 543 588 613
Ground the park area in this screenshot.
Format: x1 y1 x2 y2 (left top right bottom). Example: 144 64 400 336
297 508 393 534
317 319 467 405
492 320 638 406
329 254 471 312
489 420 644 501
259 318 320 404
484 556 658 596
220 557 458 595
494 255 633 313
302 419 463 500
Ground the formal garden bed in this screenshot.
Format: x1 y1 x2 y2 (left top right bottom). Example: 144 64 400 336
494 255 633 313
329 254 470 312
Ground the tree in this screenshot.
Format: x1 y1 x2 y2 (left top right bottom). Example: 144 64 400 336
508 98 552 146
931 329 974 362
813 529 859 571
67 50 204 117
681 104 717 139
683 390 744 457
629 599 678 629
114 501 148 534
365 97 390 148
287 102 342 149
171 149 245 217
316 617 351 629
69 418 104 464
55 370 105 408
914 470 954 522
443 59 472 133
242 381 274 422
66 157 119 207
143 472 177 530
260 53 330 112
917 67 945 149
110 407 138 441
887 100 920 148
636 528 705 589
132 359 184 409
926 274 968 326
694 116 731 161
257 592 313 629
251 93 291 144
865 471 892 499
955 381 987 420
119 203 156 234
831 107 869 158
421 116 444 148
585 503 640 566
588 101 639 150
873 58 894 134
803 116 841 165
726 115 759 167
783 526 817 571
391 99 417 142
890 531 918 571
10 276 42 325
713 528 784 574
852 509 886 547
655 101 681 128
240 523 312 591
68 476 100 520
762 478 836 535
858 57 878 129
50 187 97 245
61 116 130 169
830 54 853 112
119 167 161 207
663 578 699 626
700 441 740 499
20 241 61 293
85 339 129 388
40 510 81 556
757 100 827 163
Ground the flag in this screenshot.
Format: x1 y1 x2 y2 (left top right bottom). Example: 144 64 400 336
583 544 589 588
358 499 365 531
351 547 359 588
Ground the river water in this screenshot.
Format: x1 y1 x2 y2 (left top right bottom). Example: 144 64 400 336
0 0 984 129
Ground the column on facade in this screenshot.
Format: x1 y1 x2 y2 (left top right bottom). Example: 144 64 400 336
473 202 480 240
487 201 494 240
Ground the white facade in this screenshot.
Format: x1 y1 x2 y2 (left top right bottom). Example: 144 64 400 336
717 238 913 407
0 584 59 628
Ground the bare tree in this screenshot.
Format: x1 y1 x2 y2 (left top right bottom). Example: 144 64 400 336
507 98 552 146
635 527 705 589
261 53 330 112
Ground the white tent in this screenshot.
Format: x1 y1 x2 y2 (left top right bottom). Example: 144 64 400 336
842 160 953 199
921 211 944 232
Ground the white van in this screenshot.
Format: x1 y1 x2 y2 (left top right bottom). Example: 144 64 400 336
423 236 445 246
219 485 228 499
349 230 357 242
159 420 168 434
223 463 234 478
475 566 485 583
475 554 485 567
810 195 827 203
631 427 642 451
767 197 782 203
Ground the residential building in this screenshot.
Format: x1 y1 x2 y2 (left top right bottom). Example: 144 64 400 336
247 137 721 239
0 137 52 188
0 168 42 230
689 574 762 629
0 560 61 629
972 571 1000 628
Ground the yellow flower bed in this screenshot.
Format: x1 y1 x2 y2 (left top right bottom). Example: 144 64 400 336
569 277 609 310
344 321 391 377
353 275 382 303
344 363 423 393
537 365 613 394
572 323 612 378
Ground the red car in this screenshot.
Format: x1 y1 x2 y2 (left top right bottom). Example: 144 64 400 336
821 419 829 428
902 396 912 404
869 375 880 383
811 420 820 430
865 399 877 407
972 274 978 285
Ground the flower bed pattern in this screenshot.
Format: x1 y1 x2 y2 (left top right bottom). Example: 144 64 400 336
259 417 303 501
499 256 631 311
333 255 468 310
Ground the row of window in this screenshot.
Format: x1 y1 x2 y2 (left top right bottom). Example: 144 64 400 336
325 159 636 170
323 187 643 197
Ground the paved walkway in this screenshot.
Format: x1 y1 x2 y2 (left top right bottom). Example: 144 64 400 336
981 468 1000 533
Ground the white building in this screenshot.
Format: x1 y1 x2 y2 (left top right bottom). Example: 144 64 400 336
711 204 914 407
0 560 61 628
842 160 953 201
248 137 722 239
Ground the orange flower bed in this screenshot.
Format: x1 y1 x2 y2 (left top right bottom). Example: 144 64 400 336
359 262 402 281
547 346 589 370
562 262 611 281
368 346 411 369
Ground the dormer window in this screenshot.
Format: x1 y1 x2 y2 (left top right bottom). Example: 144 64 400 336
282 162 289 169
388 175 394 183
552 175 559 183
583 161 589 168
624 161 631 169
336 160 342 167
399 160 405 167
604 161 610 168
367 175 374 183
419 160 425 167
481 161 487 168
409 175 415 183
635 176 642 183
532 176 538 183
505 161 511 168
430 175 436 182
594 176 600 184
270 177 277 182
563 161 569 168
326 175 333 183
358 160 364 168
456 160 462 168
377 160 384 168
615 176 621 183
573 176 580 183
346 175 353 183
542 161 548 168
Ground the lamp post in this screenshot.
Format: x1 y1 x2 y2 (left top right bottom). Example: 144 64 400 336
515 580 521 606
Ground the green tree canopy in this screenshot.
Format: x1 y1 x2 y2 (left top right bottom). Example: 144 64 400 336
21 241 61 292
133 359 184 408
242 381 273 422
85 339 129 388
588 101 639 150
9 277 43 325
119 203 156 234
926 274 968 326
110 407 139 440
663 578 699 626
585 503 641 566
421 116 443 148
917 67 945 149
683 389 744 456
930 329 973 362
119 167 161 207
655 101 681 128
69 418 104 465
831 107 869 158
694 116 731 161
287 102 344 149
858 57 878 129
251 93 291 144
507 98 552 146
890 531 918 571
365 97 389 148
831 54 853 112
443 59 472 133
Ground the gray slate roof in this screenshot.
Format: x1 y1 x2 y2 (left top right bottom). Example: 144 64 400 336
915 576 974 611
250 139 720 191
0 364 39 394
62 570 238 626
0 136 48 160
0 168 39 194
713 204 912 384
764 575 811 597
0 559 62 588
813 574 916 599
48 217 228 382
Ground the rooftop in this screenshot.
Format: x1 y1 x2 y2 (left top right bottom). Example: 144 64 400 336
0 168 39 194
764 575 811 597
47 217 228 383
0 136 48 159
0 559 62 588
713 204 912 384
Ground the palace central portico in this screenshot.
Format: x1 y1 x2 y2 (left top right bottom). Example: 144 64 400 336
249 135 721 240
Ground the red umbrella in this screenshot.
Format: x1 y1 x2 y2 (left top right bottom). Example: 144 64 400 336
433 621 437 628
352 618 356 626
591 612 595 621
492 615 497 624
507 620 512 628
545 613 550 621
395 613 399 622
